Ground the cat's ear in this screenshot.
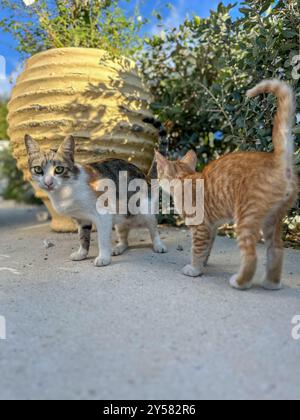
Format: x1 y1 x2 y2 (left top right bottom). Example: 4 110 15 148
155 151 168 170
57 135 75 161
181 150 197 171
24 135 40 156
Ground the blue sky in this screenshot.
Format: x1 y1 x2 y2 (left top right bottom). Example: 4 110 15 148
0 0 239 97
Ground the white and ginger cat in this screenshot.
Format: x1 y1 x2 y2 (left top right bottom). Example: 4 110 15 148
156 80 298 290
25 135 167 267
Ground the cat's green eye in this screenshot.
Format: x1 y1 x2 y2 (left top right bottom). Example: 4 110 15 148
54 166 65 175
33 166 43 175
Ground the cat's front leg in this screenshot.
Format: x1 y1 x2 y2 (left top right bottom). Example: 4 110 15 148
182 225 212 277
112 223 129 256
94 214 113 267
144 215 167 254
70 220 92 261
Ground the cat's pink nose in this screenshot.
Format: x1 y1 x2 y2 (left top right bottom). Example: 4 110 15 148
44 177 54 189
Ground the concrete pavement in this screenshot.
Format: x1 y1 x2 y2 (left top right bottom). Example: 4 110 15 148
0 201 300 400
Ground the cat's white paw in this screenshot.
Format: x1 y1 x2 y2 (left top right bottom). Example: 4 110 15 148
94 256 111 267
262 279 282 291
112 244 128 256
153 242 168 254
230 274 252 291
70 249 88 261
182 264 202 277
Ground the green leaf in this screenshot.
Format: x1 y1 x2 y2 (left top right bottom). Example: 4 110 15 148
239 7 252 15
293 126 300 135
283 30 298 39
236 117 246 128
260 1 273 14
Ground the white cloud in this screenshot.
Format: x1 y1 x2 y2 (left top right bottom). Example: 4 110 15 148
0 56 5 76
0 77 13 99
23 0 36 6
0 65 23 99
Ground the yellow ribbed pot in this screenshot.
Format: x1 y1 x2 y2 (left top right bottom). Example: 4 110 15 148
7 48 158 232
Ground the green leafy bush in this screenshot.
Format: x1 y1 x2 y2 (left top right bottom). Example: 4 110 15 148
0 101 38 203
141 1 300 162
0 147 39 203
0 0 149 57
0 101 8 139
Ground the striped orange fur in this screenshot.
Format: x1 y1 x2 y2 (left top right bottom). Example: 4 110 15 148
156 80 298 290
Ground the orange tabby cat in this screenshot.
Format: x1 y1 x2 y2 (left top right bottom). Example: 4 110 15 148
156 80 298 290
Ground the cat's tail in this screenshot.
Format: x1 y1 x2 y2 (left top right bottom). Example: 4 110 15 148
247 80 295 169
143 117 168 139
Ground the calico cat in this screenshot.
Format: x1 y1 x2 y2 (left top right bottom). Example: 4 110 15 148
156 80 298 290
25 135 167 267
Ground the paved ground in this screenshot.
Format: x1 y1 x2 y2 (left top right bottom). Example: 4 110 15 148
0 200 300 400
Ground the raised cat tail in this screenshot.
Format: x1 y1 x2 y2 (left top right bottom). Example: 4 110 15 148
247 80 295 171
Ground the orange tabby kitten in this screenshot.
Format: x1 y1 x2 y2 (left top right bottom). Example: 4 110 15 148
156 80 298 290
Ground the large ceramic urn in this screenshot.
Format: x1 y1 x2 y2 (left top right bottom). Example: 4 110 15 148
7 48 158 231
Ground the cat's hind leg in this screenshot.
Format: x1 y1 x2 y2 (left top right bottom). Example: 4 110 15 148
203 228 217 267
230 221 260 290
182 224 213 277
262 211 285 290
70 219 92 261
113 223 129 256
144 215 167 254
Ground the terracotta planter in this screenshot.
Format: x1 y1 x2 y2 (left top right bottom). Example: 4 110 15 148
7 48 158 232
